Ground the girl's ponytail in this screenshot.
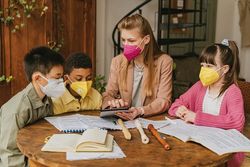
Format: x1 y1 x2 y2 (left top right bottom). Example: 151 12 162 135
228 40 240 82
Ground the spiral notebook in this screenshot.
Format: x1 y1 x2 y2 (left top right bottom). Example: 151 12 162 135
45 114 170 133
45 114 89 133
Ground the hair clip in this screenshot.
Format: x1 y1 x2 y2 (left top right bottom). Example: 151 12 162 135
221 39 229 46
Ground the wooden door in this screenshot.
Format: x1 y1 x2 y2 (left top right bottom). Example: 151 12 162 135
0 0 96 106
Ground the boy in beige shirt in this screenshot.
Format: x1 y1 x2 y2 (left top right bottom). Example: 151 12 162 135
0 46 65 167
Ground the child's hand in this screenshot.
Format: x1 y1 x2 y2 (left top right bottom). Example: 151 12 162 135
183 111 196 123
176 106 189 119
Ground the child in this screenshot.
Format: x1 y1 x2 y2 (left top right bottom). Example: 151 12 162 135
102 14 173 120
52 52 102 115
168 39 245 167
0 46 65 167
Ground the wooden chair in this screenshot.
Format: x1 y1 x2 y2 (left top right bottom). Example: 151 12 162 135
238 81 250 165
238 81 250 127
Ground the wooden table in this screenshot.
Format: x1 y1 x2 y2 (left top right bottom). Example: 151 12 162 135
17 112 232 167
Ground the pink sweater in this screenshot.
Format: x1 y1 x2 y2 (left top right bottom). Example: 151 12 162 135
168 81 245 167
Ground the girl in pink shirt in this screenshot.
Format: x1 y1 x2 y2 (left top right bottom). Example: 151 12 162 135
169 39 245 167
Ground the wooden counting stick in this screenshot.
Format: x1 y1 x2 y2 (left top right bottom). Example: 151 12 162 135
117 119 132 140
135 119 149 144
148 124 170 150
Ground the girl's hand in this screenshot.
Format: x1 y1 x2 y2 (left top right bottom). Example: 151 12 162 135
108 99 128 108
183 111 196 123
175 106 189 119
116 107 142 120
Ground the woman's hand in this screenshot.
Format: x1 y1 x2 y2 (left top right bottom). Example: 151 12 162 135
116 107 142 120
108 99 128 108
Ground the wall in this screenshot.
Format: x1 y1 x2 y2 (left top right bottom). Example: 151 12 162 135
96 0 158 78
215 0 250 81
97 0 250 81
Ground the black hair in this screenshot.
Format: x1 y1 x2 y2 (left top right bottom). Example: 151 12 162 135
64 52 92 74
24 46 65 82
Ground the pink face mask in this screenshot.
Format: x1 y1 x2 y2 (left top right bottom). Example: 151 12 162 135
123 38 145 61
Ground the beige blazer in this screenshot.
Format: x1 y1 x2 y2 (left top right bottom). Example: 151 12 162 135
102 54 173 116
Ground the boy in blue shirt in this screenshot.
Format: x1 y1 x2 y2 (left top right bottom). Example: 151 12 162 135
0 46 65 167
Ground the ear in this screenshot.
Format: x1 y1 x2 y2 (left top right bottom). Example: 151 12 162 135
64 75 70 84
144 35 150 45
32 72 41 81
223 65 230 74
63 75 68 81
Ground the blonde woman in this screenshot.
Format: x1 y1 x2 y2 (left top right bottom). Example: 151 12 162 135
102 14 173 120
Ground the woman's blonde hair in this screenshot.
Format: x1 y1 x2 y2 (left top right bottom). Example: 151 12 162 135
117 14 163 96
199 40 240 96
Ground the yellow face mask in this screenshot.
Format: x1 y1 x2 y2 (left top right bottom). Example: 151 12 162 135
70 80 92 99
199 67 220 86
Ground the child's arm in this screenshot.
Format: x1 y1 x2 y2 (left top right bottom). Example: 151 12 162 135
0 110 26 167
52 97 66 115
168 81 202 117
194 86 245 131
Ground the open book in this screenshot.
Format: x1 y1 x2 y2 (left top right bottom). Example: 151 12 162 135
41 129 114 152
158 119 250 155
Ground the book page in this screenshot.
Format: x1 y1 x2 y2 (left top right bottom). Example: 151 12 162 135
76 134 114 152
192 129 250 155
41 134 80 152
139 118 170 129
77 129 107 145
158 119 250 155
158 119 197 142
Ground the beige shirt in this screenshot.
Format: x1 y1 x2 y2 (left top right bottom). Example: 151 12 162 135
102 54 173 116
0 83 53 167
52 87 102 115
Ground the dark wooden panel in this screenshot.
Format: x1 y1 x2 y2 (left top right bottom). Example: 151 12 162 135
0 0 96 104
0 0 11 106
58 0 96 73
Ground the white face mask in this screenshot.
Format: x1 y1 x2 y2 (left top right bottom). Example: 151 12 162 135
39 75 65 98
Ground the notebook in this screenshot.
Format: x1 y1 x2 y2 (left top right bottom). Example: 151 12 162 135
41 129 114 152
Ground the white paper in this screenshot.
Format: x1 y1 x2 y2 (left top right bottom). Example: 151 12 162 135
45 114 170 132
158 119 250 155
139 118 170 129
66 142 126 160
41 134 80 152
